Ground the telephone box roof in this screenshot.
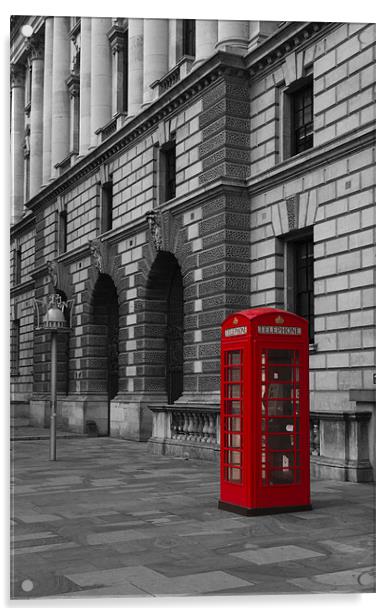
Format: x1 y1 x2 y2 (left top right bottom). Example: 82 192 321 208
222 307 308 325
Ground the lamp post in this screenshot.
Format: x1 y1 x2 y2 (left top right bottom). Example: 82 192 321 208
34 294 72 461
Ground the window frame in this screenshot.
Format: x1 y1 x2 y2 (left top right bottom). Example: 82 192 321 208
283 229 315 343
159 136 176 204
280 74 314 161
101 175 114 234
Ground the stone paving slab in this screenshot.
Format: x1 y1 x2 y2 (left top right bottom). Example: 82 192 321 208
10 437 376 599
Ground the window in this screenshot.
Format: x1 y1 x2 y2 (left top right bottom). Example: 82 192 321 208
11 319 20 376
284 232 314 342
183 20 195 57
159 137 176 203
101 176 113 233
14 247 22 285
281 77 313 159
58 209 68 254
292 82 314 154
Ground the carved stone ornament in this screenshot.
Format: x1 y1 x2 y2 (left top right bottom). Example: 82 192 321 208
89 238 104 272
10 63 25 88
23 125 31 158
47 260 58 289
146 211 163 251
286 194 299 231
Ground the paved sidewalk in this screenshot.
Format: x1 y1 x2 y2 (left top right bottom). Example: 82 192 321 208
10 436 375 599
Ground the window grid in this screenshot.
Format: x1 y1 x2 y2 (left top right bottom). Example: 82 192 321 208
261 350 301 487
292 83 313 155
223 350 243 485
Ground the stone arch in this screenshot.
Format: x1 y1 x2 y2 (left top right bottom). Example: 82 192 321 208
82 272 120 435
135 250 184 404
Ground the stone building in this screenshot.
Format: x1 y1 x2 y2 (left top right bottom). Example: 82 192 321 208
10 16 376 481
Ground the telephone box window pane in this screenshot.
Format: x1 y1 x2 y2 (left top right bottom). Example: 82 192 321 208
224 450 241 466
268 364 293 382
225 400 241 414
225 466 242 483
269 468 294 485
268 418 295 433
268 399 294 416
267 434 294 450
268 451 294 468
225 416 241 432
226 367 241 381
268 349 295 364
227 350 241 365
269 383 292 398
225 383 241 398
225 433 241 449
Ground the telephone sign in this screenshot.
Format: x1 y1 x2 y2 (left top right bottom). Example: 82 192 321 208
219 307 312 516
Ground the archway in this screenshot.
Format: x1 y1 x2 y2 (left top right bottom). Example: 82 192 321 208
91 273 119 434
146 252 184 404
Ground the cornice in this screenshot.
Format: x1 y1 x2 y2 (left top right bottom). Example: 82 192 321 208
10 212 35 239
247 124 376 197
245 21 335 77
10 279 35 297
23 50 246 214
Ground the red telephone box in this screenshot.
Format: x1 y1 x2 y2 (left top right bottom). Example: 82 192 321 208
219 308 311 515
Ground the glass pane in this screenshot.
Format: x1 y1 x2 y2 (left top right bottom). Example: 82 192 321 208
224 450 241 465
225 466 241 483
269 468 294 485
225 399 241 414
267 434 294 450
225 416 241 432
268 451 294 468
268 365 293 382
225 383 241 398
225 433 241 448
268 349 294 364
268 398 294 416
268 383 292 398
227 351 241 365
268 417 294 433
226 366 241 381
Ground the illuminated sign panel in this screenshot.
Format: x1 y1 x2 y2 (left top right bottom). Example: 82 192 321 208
225 326 247 337
258 326 302 336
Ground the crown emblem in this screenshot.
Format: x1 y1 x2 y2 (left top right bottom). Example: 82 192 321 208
275 315 284 324
233 317 238 325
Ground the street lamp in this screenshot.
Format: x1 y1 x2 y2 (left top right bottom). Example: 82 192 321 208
33 294 73 461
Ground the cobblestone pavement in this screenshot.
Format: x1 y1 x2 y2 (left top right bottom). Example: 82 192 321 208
10 436 375 599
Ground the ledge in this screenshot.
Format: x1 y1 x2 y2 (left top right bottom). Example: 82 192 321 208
349 389 376 403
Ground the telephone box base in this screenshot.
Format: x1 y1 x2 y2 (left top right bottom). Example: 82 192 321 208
218 500 312 516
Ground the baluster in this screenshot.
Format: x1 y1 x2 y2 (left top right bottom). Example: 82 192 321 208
311 420 320 456
209 414 216 444
195 413 202 442
203 413 209 443
171 412 178 439
183 413 190 440
187 413 194 441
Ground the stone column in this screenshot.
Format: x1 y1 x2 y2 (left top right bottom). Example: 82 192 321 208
51 17 70 173
28 36 44 197
194 20 218 65
79 17 91 156
216 20 249 54
143 19 169 105
67 74 80 153
42 17 53 185
127 19 143 116
10 64 25 224
90 17 112 147
108 22 127 115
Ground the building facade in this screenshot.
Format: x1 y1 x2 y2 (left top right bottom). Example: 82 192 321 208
10 16 376 481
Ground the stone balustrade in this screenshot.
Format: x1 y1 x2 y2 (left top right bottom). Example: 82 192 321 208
148 403 220 461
